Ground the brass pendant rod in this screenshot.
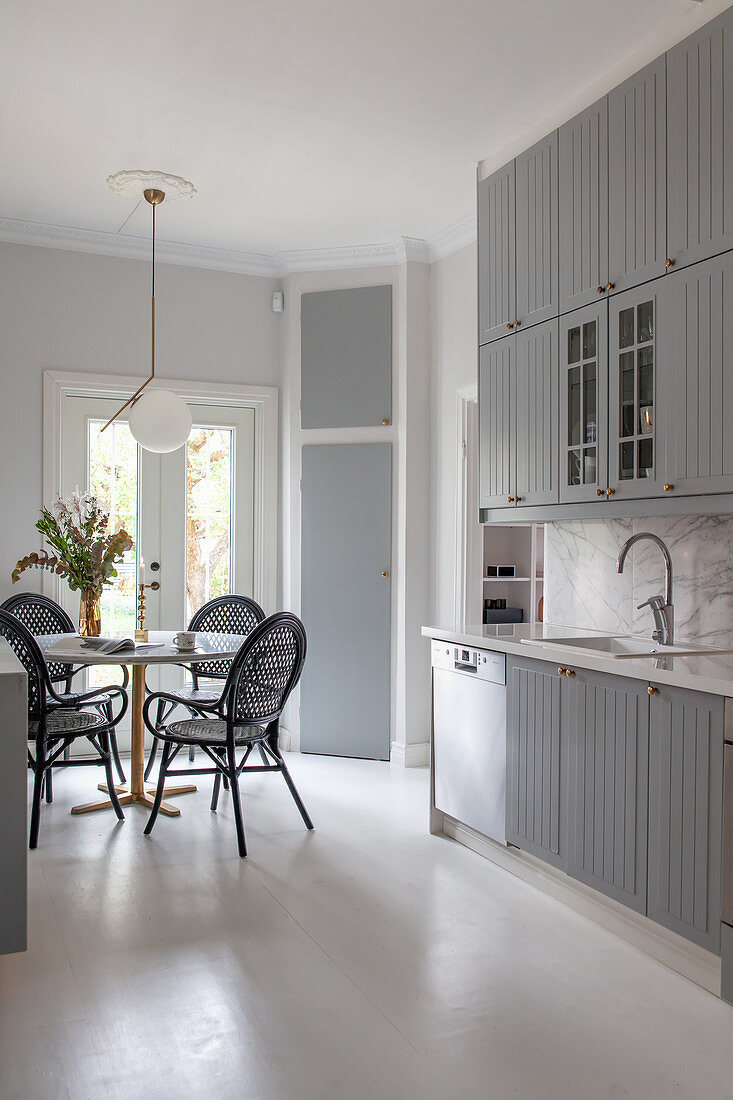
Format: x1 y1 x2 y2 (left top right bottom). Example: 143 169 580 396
101 190 161 432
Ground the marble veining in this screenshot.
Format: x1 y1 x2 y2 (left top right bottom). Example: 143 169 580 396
544 515 733 648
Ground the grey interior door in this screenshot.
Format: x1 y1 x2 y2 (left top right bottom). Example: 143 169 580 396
566 668 649 914
667 7 733 269
659 251 733 497
300 443 392 760
300 285 392 429
478 336 515 509
608 57 667 292
559 96 609 312
514 319 558 507
515 132 559 328
477 161 516 344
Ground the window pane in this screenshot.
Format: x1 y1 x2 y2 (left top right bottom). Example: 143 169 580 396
567 449 581 487
88 418 138 637
619 352 635 438
582 321 596 359
637 301 654 344
583 362 597 443
619 307 634 349
583 447 597 485
568 327 581 365
638 438 654 477
619 441 634 480
186 427 233 620
568 366 581 446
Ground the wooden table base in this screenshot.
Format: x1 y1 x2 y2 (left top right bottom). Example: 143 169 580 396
70 662 197 817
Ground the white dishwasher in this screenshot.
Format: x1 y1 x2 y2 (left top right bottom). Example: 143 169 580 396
431 640 507 844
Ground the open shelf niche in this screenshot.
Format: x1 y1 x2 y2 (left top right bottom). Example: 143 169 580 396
481 522 545 626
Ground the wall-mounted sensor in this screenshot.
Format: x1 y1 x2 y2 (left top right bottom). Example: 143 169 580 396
272 291 284 313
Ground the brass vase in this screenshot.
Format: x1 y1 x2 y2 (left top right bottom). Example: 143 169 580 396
79 589 102 637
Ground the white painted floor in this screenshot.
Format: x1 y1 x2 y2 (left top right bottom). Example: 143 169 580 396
2 754 733 1100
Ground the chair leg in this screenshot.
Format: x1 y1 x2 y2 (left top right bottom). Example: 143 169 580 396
144 737 160 781
101 732 125 822
44 765 53 804
29 760 45 849
144 742 172 836
210 770 222 812
109 730 126 785
278 755 314 830
227 747 247 858
188 745 196 763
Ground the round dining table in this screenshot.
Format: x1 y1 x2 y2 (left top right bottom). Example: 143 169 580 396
39 630 248 818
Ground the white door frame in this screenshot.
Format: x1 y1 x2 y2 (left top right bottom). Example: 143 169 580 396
454 385 480 631
42 370 278 614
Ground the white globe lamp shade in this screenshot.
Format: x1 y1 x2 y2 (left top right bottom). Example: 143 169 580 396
128 389 192 452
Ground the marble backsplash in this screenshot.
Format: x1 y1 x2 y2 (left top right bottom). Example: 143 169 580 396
543 516 733 648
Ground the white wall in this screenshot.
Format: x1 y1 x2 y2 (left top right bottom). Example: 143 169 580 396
0 241 282 603
429 243 477 627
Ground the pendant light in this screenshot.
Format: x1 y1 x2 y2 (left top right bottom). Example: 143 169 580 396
102 178 193 452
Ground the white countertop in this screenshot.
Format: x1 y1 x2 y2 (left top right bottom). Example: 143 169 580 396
422 622 733 698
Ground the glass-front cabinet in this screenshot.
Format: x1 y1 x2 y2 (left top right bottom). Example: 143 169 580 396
559 303 608 502
608 284 664 498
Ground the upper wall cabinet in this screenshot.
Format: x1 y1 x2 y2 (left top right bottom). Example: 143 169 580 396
667 9 733 269
608 58 667 293
300 285 392 429
559 97 609 313
478 162 516 344
515 133 559 328
478 336 513 507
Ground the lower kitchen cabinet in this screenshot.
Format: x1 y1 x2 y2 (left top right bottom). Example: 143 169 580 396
647 684 724 953
566 669 648 913
506 657 564 867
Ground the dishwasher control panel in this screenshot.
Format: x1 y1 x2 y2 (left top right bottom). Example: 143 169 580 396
431 640 505 684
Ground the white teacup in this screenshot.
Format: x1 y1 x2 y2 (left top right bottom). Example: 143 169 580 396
173 631 196 650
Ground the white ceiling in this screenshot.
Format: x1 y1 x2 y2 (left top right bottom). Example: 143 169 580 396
0 0 728 263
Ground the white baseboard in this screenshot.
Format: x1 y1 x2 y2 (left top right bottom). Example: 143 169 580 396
390 740 430 768
441 817 722 998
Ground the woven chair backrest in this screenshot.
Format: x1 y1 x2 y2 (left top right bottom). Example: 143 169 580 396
187 595 265 680
225 613 306 726
0 593 76 683
0 609 47 720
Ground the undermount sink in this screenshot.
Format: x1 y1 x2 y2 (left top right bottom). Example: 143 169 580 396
521 635 733 660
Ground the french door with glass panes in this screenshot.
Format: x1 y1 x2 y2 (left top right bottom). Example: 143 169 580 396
559 302 608 503
61 395 255 749
608 284 664 499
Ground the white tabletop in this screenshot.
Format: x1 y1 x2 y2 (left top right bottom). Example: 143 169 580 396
38 630 248 665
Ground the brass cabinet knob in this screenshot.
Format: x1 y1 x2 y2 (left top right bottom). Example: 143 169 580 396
557 667 566 676
515 495 522 502
507 496 515 503
606 282 615 291
506 322 514 330
514 319 521 327
665 258 675 268
382 418 390 425
381 571 389 577
597 286 605 294
648 685 658 695
663 483 673 492
565 668 576 677
606 487 616 496
596 488 604 497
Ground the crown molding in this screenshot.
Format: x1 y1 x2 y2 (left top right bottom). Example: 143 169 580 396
0 213 474 277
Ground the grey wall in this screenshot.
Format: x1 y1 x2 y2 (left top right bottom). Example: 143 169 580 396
0 241 282 603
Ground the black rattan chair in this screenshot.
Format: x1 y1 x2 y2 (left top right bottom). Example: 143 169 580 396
144 594 265 779
0 609 128 848
143 612 312 857
1 592 127 786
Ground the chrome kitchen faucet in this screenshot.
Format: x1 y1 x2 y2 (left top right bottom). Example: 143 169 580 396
616 532 675 646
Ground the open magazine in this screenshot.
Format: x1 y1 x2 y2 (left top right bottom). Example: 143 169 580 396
47 636 164 657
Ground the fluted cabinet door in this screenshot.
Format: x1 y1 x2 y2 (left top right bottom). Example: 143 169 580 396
667 7 733 269
506 657 565 868
566 669 648 913
659 251 733 497
608 58 667 293
515 319 558 507
478 337 514 509
647 685 723 953
478 162 516 344
559 97 609 313
515 132 559 328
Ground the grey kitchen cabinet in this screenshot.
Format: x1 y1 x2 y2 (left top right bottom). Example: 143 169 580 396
506 656 565 867
667 7 733 270
515 133 559 328
478 337 513 508
607 281 665 500
559 97 609 313
659 250 733 498
514 320 559 507
608 58 667 293
478 162 516 345
565 668 649 913
559 302 608 503
647 684 724 953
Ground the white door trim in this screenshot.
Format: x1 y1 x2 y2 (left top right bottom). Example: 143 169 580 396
42 370 278 615
454 385 478 631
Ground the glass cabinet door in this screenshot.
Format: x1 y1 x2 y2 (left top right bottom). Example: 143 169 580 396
559 303 608 502
608 286 663 499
